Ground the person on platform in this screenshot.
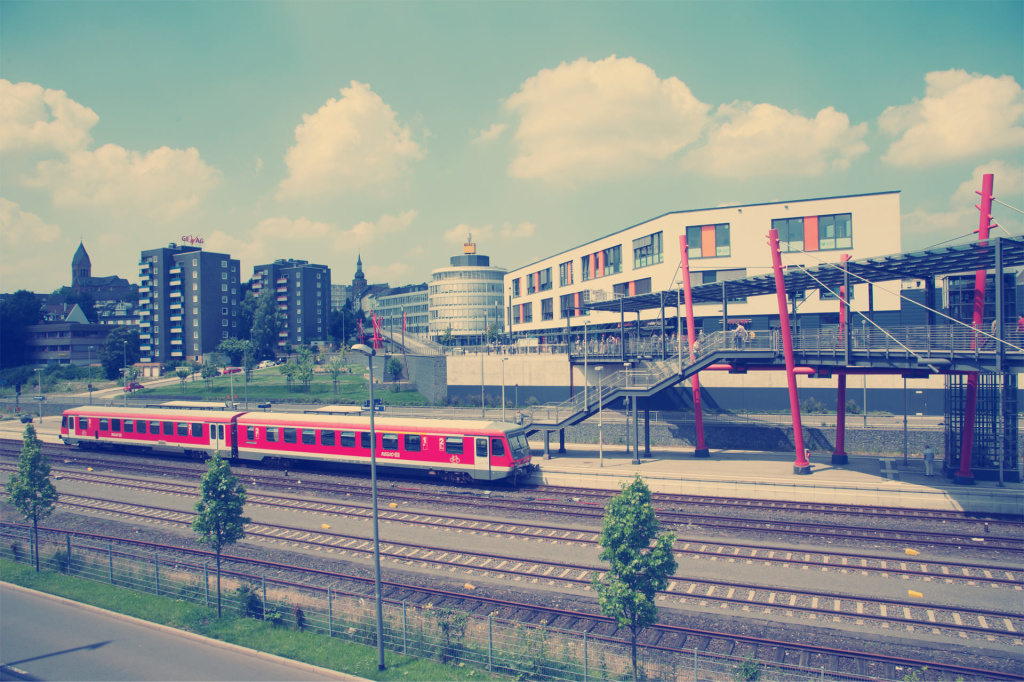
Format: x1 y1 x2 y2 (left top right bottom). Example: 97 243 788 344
923 445 935 477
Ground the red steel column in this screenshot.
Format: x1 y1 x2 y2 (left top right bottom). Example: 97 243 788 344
956 173 995 485
679 235 709 457
768 229 811 474
833 254 850 465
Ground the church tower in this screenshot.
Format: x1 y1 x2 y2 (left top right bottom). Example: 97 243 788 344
71 241 92 288
351 253 367 303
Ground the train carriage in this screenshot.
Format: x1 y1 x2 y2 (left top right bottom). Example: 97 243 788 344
236 413 531 482
61 406 243 459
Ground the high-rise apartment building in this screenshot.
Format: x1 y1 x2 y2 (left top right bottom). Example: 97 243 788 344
250 259 331 348
138 243 241 364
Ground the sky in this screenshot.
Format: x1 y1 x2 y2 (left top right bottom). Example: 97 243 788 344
1 1 1022 294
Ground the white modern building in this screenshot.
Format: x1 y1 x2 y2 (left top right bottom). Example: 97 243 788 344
369 284 429 338
429 236 506 345
505 192 902 338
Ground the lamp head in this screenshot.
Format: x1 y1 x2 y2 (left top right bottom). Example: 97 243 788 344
351 343 375 357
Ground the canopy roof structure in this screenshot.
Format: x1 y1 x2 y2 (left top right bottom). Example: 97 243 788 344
585 237 1024 314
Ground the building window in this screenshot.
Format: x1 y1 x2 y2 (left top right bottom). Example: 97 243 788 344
193 259 198 266
192 307 198 315
512 306 521 324
559 261 573 287
222 273 227 280
522 302 533 323
192 283 198 291
686 224 730 259
221 296 227 303
538 268 552 292
222 331 228 339
633 231 663 269
192 271 198 278
527 274 536 295
512 279 520 298
559 294 577 318
772 218 805 253
541 298 553 321
815 213 853 250
221 284 228 292
221 260 227 267
221 307 228 315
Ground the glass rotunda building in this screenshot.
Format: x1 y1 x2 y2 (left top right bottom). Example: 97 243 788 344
428 236 506 346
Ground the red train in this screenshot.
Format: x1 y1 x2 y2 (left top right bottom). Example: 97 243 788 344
59 406 534 484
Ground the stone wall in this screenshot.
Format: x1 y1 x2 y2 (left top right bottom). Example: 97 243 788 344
403 355 447 405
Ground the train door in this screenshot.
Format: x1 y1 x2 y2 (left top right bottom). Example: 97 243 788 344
209 423 222 452
475 437 490 480
491 437 507 481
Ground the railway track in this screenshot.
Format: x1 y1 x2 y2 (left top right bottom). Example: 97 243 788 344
4 522 1018 682
35 466 1024 588
6 447 1020 554
48 490 1024 647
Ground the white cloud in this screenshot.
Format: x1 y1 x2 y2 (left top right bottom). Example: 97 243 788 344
473 123 507 144
0 199 69 291
902 160 1024 247
278 81 425 199
682 102 868 178
444 223 486 243
504 56 710 185
880 70 1024 167
444 220 536 244
25 144 221 223
0 79 98 155
499 221 536 239
366 262 413 281
205 210 417 273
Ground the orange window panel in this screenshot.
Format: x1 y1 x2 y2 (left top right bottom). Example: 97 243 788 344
574 292 581 316
701 225 716 257
629 281 636 296
804 216 819 251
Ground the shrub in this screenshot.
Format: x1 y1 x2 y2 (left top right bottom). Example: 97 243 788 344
235 584 263 619
430 606 468 664
846 398 863 415
293 604 306 630
734 656 762 681
50 549 71 574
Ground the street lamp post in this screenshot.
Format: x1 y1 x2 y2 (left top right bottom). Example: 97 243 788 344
583 322 589 408
122 340 128 407
35 368 43 423
594 366 604 467
351 344 385 671
88 346 94 405
501 357 507 422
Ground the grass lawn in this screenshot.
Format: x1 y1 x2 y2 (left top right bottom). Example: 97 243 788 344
0 558 499 681
136 364 430 406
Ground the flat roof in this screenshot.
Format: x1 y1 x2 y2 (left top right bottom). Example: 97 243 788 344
585 237 1024 314
64 406 245 421
152 400 229 410
237 412 515 432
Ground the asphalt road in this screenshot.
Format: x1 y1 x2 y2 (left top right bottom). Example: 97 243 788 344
0 584 351 681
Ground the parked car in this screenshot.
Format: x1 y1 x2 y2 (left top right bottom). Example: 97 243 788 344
258 360 275 369
221 367 242 375
19 415 33 423
123 382 145 392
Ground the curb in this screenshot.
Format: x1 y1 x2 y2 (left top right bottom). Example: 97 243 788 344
0 581 370 681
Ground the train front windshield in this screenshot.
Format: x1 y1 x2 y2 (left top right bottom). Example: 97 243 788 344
508 432 531 461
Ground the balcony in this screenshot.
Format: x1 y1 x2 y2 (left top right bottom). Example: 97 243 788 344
169 279 182 287
138 310 152 317
170 339 183 346
140 345 151 352
170 327 183 334
170 351 183 358
139 260 152 269
169 315 182 322
169 303 182 311
276 278 288 284
278 331 289 337
139 272 150 281
276 286 288 293
169 291 182 298
139 297 151 305
169 267 182 275
139 334 151 340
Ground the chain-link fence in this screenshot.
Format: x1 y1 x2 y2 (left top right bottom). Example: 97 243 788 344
1 524 891 681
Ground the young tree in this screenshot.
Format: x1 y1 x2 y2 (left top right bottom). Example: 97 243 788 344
593 475 677 682
386 356 404 390
325 354 345 395
99 326 140 380
295 347 315 393
278 361 297 391
251 288 282 361
201 363 218 390
191 452 249 618
175 366 191 395
5 424 58 572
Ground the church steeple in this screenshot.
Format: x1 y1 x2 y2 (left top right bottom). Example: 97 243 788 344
72 241 92 286
351 253 367 303
355 253 364 279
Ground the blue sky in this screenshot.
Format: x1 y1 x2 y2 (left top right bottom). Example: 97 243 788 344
2 1 1022 294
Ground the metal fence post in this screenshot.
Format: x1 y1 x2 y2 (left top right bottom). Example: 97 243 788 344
108 541 113 584
402 601 407 654
487 615 493 673
154 553 159 596
66 534 71 573
204 563 209 607
583 632 588 682
328 587 333 638
262 575 267 621
694 649 699 681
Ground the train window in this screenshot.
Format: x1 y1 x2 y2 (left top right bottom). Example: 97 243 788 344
475 438 487 458
62 416 68 428
360 432 371 449
124 420 134 433
218 425 224 440
321 430 336 447
112 419 121 432
163 421 173 435
283 428 297 444
404 434 421 451
78 417 88 430
176 423 188 437
266 427 279 443
192 423 202 437
340 431 355 447
150 421 160 433
137 420 147 433
301 429 315 445
445 436 463 455
382 434 398 450
99 418 109 431
491 438 506 459
246 426 256 441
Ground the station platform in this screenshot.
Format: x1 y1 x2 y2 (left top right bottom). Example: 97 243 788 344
530 444 1024 515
